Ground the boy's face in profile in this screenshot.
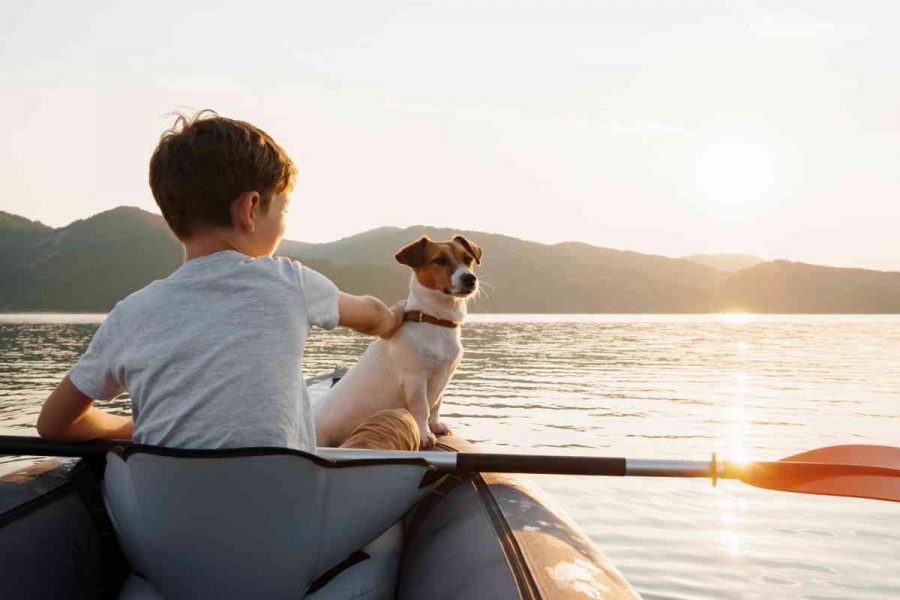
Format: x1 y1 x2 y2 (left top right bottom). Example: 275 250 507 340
248 192 290 257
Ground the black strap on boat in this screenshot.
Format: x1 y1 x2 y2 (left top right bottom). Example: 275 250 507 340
473 474 543 600
400 470 471 566
305 550 370 595
422 440 543 600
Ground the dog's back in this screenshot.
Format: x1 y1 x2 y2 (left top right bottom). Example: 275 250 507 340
313 339 401 446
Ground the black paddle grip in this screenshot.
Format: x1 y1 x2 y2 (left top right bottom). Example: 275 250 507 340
457 453 627 476
0 435 122 458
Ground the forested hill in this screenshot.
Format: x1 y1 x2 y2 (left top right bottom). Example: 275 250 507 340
2 206 899 313
0 207 182 311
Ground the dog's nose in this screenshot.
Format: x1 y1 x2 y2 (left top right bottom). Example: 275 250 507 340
461 273 477 286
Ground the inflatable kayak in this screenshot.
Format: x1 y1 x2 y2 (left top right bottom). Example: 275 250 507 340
0 372 639 599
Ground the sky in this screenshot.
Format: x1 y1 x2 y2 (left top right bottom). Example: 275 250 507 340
1 1 898 270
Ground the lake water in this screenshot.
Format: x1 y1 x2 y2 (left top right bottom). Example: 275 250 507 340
1 313 898 599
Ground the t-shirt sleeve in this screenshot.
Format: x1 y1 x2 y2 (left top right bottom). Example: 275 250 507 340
68 313 126 400
299 265 340 330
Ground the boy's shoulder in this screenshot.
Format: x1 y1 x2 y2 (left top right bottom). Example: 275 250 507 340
247 254 320 290
254 255 336 290
113 253 334 312
99 253 339 340
167 251 307 287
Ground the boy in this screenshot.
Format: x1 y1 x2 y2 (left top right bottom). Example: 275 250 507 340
37 110 419 452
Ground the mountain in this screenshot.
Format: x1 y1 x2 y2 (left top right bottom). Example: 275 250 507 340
717 260 900 313
0 211 52 262
682 253 765 273
1 206 898 313
0 207 182 311
277 226 405 265
0 211 51 233
280 226 727 313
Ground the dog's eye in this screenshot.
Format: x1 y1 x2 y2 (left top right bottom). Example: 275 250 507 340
433 257 449 266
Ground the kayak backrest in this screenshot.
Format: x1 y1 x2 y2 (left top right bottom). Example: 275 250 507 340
102 446 436 600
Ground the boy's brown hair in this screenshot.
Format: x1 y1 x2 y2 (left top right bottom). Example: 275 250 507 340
149 110 296 239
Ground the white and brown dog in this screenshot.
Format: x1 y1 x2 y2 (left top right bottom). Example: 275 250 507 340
314 235 482 449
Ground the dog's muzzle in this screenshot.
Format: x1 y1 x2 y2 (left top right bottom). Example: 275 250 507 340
458 273 477 294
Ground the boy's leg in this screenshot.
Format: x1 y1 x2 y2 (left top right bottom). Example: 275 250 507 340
339 409 421 451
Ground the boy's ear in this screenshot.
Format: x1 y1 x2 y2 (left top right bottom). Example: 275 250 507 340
395 237 431 268
232 191 261 232
453 235 483 265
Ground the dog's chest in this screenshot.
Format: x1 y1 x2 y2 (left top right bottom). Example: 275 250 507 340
403 324 462 364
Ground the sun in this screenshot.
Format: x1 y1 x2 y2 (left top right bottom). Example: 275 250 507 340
672 116 802 222
694 138 776 207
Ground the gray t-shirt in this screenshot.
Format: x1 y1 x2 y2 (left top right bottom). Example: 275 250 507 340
69 250 340 452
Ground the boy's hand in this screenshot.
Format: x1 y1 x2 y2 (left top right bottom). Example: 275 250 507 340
338 293 407 339
380 300 407 339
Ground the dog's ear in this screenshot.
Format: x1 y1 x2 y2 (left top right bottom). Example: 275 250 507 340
395 237 431 268
453 235 483 265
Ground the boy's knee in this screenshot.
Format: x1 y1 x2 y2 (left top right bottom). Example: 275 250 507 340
372 409 419 450
374 408 416 426
340 409 420 451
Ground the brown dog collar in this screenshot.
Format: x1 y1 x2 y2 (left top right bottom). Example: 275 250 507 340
403 310 461 329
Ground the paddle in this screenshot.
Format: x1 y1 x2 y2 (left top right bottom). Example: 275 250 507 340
1 435 897 503
319 445 900 503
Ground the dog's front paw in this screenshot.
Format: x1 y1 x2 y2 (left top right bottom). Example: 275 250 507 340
420 431 437 449
428 420 452 436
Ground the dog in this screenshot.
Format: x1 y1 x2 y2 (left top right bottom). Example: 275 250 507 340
314 235 482 449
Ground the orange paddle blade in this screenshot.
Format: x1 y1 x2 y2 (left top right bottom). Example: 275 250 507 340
733 445 900 503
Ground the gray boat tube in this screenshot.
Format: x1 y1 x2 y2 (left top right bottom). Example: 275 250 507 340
397 435 641 600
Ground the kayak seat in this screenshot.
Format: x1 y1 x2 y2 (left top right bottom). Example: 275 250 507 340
118 525 400 600
102 445 437 600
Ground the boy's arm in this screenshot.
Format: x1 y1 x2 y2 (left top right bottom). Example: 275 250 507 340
37 375 133 442
338 292 406 338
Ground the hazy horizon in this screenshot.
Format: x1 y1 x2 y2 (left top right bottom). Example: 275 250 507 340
2 2 898 270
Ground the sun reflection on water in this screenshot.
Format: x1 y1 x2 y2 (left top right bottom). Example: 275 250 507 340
716 491 746 557
723 531 744 556
721 371 751 465
719 312 756 325
717 381 750 559
727 404 750 464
